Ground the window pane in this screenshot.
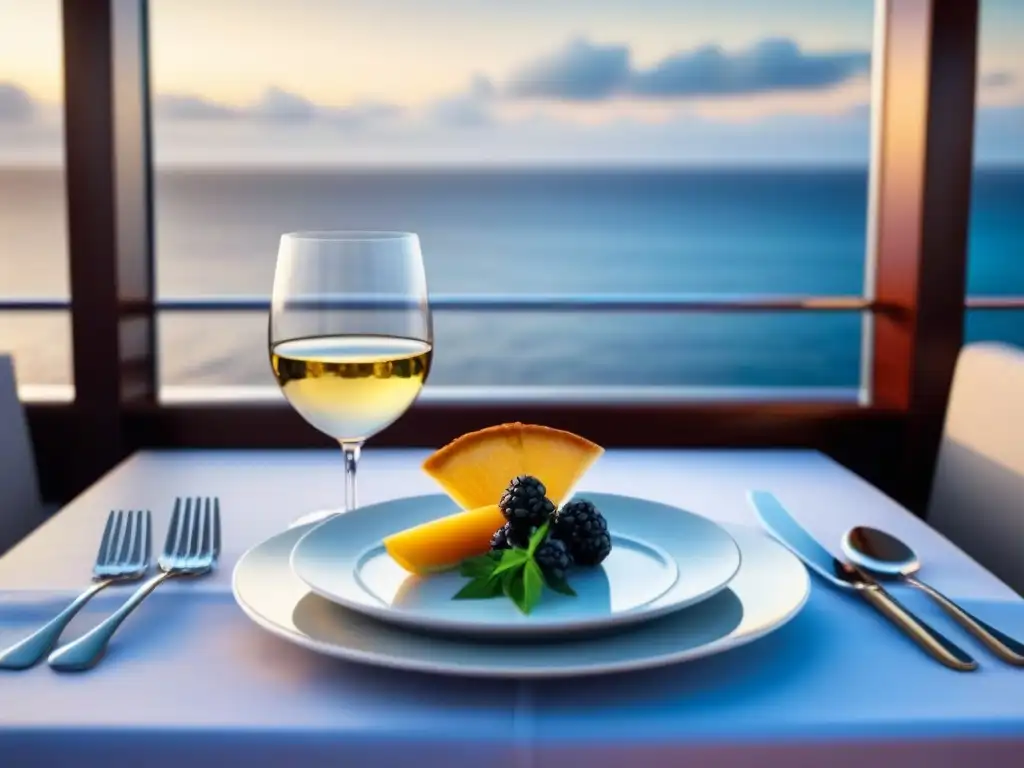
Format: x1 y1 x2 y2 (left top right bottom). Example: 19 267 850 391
0 0 69 393
969 1 1024 297
965 310 1024 349
159 310 862 400
0 312 72 400
150 0 875 394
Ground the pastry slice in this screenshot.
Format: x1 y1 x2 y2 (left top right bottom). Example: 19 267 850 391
422 422 603 509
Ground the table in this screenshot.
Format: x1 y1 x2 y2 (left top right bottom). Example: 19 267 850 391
2 449 1022 767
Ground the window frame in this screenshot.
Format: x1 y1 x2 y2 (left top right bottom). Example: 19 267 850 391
14 0 1002 513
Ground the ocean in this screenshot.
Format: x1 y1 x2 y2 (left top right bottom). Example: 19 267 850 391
1 167 1022 396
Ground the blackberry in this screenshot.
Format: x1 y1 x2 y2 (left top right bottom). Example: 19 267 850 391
498 475 555 528
490 521 530 551
533 538 573 582
553 499 612 566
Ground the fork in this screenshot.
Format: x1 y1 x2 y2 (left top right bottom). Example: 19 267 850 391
48 497 221 672
0 509 151 670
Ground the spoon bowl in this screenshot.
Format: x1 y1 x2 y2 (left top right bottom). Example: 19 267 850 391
842 526 920 578
842 525 1024 667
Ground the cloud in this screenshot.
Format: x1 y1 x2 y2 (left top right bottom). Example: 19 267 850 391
331 101 405 130
429 74 496 127
0 82 37 122
154 86 402 130
507 39 630 101
632 38 870 97
250 87 317 122
981 71 1015 89
155 88 317 123
505 37 870 102
155 94 238 121
9 95 1024 168
75 36 878 137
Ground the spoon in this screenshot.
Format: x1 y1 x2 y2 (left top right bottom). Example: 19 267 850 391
843 526 1024 666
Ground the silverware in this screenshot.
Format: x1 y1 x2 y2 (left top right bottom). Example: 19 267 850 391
843 525 1024 666
0 509 151 670
749 490 978 672
48 497 220 672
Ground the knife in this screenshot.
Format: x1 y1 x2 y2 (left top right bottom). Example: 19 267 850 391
748 490 977 672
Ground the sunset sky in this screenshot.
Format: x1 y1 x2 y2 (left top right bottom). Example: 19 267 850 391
0 0 1021 165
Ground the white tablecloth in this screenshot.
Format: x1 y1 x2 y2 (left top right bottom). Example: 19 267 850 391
1 449 1022 767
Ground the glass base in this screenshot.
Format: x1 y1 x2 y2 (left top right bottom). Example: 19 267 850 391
288 508 343 529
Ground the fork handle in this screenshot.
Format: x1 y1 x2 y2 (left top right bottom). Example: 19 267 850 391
48 571 176 672
0 580 113 670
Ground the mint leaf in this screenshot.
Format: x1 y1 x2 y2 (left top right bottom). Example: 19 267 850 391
459 555 499 579
544 573 577 597
522 560 545 612
490 550 529 578
527 522 550 556
451 530 578 612
504 570 529 614
452 575 504 600
500 568 518 598
499 546 527 562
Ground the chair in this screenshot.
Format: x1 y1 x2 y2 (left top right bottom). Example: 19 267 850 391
0 354 44 554
928 342 1024 594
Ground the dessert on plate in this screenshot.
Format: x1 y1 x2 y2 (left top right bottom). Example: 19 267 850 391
421 422 603 509
383 424 611 603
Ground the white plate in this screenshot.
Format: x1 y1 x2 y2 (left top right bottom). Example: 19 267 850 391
233 522 810 678
289 493 742 638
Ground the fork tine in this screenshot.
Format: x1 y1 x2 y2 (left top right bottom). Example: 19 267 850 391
213 498 221 559
188 496 202 557
198 496 207 556
201 498 213 558
185 497 197 557
107 511 125 565
184 497 196 557
117 509 135 564
164 498 182 557
128 510 145 566
95 511 117 566
181 498 196 557
175 498 189 557
144 510 152 564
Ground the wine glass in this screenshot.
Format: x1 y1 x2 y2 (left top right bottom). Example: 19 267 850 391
270 231 432 526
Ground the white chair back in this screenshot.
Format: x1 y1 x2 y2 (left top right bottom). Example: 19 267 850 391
928 342 1024 594
0 354 44 554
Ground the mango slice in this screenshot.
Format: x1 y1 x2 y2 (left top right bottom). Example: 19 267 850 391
383 504 504 574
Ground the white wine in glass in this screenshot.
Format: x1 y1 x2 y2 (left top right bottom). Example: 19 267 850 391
269 232 432 526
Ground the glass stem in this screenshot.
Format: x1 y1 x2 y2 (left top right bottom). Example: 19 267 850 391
341 441 362 512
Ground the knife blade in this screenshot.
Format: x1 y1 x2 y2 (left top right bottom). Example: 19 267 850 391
748 490 977 672
748 490 861 589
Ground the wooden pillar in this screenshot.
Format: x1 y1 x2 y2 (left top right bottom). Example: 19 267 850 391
869 0 978 512
62 0 156 492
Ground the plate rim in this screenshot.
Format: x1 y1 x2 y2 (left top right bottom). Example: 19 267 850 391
232 522 809 679
288 491 742 637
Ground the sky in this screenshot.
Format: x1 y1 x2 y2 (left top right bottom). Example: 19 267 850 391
0 0 1021 166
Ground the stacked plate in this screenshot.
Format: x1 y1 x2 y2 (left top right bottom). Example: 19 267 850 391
232 492 811 678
